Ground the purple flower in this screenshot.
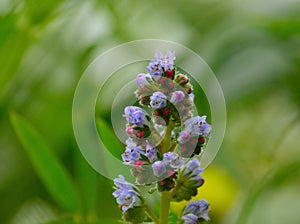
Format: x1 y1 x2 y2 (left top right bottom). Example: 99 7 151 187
152 161 167 177
199 122 211 138
132 110 146 126
147 60 163 77
184 116 211 137
112 175 141 212
150 92 167 109
184 200 210 221
170 91 185 104
155 51 176 70
185 158 203 175
182 213 198 224
189 93 195 101
178 130 190 144
145 143 158 163
136 73 149 86
126 138 136 147
113 175 134 190
115 189 138 212
124 106 147 126
122 146 144 165
163 152 184 168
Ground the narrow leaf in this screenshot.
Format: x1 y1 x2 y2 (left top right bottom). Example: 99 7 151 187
10 112 80 212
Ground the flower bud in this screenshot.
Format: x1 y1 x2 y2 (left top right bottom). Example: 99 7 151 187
123 206 146 223
165 69 174 79
175 73 189 85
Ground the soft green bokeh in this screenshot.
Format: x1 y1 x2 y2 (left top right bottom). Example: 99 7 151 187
1 0 300 223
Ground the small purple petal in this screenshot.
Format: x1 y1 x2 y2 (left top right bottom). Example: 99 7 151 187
152 161 167 177
178 130 190 144
145 143 158 163
170 91 185 104
182 213 198 224
150 92 167 109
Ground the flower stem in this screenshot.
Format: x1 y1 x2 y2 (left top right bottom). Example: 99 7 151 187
145 204 159 224
160 191 170 224
161 119 174 154
159 119 174 223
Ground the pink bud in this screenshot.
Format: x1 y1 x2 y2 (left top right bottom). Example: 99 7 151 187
137 130 144 138
126 126 135 135
163 109 170 115
165 69 173 79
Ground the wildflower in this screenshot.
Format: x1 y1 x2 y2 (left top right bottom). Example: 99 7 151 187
185 158 204 175
112 175 141 212
150 92 167 109
155 51 176 70
147 59 163 77
122 146 144 165
114 51 211 223
113 175 134 190
124 106 147 126
163 152 184 168
125 137 137 147
182 200 210 222
136 73 149 86
152 161 167 177
184 116 211 137
170 90 185 104
145 142 158 163
182 213 198 224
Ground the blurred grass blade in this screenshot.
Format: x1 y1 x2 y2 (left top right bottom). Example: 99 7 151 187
10 112 80 212
236 159 300 224
74 148 99 216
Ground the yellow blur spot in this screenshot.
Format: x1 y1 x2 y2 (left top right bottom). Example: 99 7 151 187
171 165 239 218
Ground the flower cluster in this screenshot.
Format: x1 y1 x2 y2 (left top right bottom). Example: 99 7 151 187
112 51 212 223
112 175 141 212
171 158 205 202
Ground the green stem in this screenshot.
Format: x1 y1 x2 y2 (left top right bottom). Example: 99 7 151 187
145 204 159 224
159 118 174 223
160 191 171 224
161 120 174 154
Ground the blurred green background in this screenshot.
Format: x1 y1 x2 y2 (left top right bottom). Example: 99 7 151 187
1 0 300 223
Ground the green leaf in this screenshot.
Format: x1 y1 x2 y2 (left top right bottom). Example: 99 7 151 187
96 119 124 159
10 112 80 212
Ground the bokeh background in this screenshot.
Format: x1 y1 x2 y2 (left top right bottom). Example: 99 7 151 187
1 0 300 223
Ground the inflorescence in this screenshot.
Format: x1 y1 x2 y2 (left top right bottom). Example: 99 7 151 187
112 51 211 224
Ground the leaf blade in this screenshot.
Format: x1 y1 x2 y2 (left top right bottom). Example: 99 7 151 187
10 112 80 212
